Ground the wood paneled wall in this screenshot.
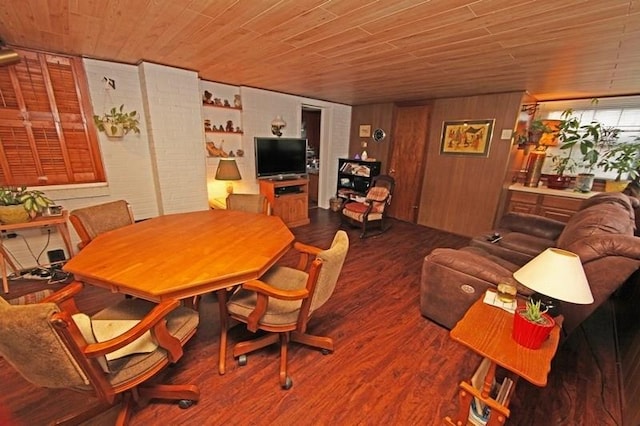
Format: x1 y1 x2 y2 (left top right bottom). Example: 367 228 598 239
418 92 525 237
349 103 395 171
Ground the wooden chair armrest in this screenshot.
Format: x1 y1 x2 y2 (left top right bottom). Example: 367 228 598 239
41 281 84 313
243 279 309 332
242 279 309 301
83 299 181 359
293 241 322 270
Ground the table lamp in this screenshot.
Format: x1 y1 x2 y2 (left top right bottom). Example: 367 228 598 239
513 247 594 315
215 158 242 194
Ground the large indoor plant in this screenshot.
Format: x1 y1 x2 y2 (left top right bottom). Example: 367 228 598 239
597 138 640 192
0 186 53 224
93 104 141 138
512 299 555 349
557 108 619 192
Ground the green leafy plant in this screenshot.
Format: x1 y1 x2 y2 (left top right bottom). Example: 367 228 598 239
597 137 640 182
0 186 53 217
558 106 621 174
522 299 549 324
93 104 141 136
528 119 553 145
549 153 578 176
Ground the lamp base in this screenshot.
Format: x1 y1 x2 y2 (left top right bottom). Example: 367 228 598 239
226 182 234 194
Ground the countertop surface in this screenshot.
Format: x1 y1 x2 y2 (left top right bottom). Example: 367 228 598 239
509 183 599 200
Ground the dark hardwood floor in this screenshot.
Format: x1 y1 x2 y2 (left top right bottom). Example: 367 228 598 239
0 208 622 425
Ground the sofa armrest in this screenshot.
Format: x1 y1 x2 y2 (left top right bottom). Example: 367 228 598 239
567 234 640 263
497 212 566 240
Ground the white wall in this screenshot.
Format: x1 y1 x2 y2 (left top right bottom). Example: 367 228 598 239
3 61 351 272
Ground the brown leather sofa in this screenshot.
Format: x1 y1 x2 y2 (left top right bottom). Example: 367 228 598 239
420 192 640 335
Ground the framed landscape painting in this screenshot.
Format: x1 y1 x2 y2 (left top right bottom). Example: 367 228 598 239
440 119 495 157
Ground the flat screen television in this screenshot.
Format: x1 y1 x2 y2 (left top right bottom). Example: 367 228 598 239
254 137 308 180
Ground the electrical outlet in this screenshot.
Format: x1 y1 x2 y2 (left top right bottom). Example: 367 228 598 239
40 225 57 235
1 231 17 240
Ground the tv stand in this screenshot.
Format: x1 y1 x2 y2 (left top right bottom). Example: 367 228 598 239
259 178 310 228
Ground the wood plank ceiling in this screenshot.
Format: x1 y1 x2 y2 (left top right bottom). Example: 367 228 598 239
0 0 638 105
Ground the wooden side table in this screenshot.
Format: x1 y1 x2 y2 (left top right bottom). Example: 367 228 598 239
444 292 562 425
0 210 74 293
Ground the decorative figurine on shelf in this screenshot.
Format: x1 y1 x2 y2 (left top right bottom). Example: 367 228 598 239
228 150 235 157
235 126 241 133
214 98 222 106
217 124 225 132
206 141 228 158
234 95 242 108
203 90 213 104
223 99 231 107
236 149 244 157
226 120 234 132
204 119 212 131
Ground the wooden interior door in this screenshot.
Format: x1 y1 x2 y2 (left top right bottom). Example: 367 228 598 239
387 104 430 222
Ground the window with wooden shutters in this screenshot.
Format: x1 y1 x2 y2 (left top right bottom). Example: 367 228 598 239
0 48 105 186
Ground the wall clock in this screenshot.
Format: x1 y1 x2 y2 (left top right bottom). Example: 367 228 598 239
372 128 386 143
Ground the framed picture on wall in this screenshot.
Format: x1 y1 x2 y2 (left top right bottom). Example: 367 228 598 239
440 119 495 157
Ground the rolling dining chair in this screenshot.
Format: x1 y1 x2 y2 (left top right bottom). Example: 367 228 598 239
0 281 200 425
225 193 271 215
69 200 135 250
221 230 349 389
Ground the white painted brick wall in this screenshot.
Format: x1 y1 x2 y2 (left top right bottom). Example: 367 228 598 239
4 61 350 271
139 62 209 214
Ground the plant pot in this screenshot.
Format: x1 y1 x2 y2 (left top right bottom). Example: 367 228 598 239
512 308 555 349
546 175 572 190
604 179 629 193
103 123 125 138
0 205 30 224
574 173 595 193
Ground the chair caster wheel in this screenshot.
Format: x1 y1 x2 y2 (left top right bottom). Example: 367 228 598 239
281 376 293 390
321 349 331 355
178 399 195 409
238 354 247 366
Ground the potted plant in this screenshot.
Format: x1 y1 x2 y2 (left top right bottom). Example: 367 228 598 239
557 108 619 192
511 299 555 349
546 153 577 189
597 137 640 192
0 186 54 224
93 104 141 138
528 119 553 146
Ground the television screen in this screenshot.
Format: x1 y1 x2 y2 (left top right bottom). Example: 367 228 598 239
254 137 308 179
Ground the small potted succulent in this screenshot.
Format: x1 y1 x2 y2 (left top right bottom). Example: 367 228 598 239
93 104 141 138
511 299 555 349
0 186 54 224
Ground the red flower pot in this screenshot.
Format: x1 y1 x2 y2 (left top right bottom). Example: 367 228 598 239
512 309 555 349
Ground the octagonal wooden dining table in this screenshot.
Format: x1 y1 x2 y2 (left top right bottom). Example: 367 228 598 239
64 209 295 374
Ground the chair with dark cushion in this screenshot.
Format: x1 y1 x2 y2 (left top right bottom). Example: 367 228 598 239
341 175 395 238
0 282 199 425
221 230 349 390
69 200 135 250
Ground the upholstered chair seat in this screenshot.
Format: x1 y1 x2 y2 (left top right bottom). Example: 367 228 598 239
223 230 349 390
341 175 395 238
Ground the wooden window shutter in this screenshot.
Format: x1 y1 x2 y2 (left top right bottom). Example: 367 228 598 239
0 48 105 186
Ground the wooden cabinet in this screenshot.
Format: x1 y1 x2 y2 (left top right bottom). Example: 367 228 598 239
506 185 594 223
336 158 381 200
259 178 310 228
308 173 319 203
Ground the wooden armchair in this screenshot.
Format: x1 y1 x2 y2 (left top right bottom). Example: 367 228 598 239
226 193 271 215
0 282 199 425
69 200 135 250
341 175 395 238
221 230 349 389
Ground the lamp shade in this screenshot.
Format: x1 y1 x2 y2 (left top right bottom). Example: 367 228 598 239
215 158 241 181
513 248 593 304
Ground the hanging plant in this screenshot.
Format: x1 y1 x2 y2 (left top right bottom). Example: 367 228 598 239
93 104 141 138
